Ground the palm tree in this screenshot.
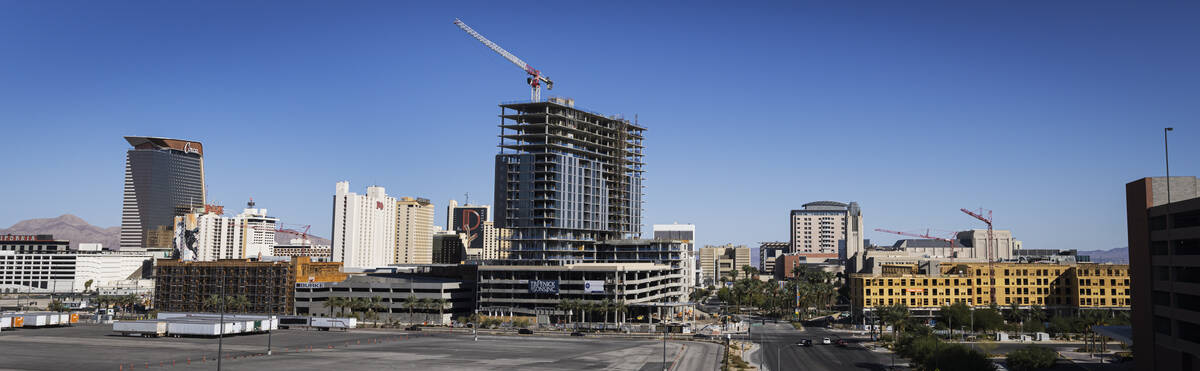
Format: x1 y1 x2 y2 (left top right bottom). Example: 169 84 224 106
600 299 613 326
614 300 629 325
435 298 449 325
203 295 223 312
879 303 910 342
741 265 758 279
557 300 573 324
84 279 94 294
419 298 434 324
405 295 419 323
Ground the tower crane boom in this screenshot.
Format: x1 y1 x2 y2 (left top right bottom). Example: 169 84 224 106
454 19 554 101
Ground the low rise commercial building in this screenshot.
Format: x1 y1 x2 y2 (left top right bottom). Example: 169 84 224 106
154 257 346 314
849 261 1130 316
295 273 473 324
0 235 152 293
271 240 332 262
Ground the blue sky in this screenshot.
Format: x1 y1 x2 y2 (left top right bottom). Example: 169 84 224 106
1 1 1197 251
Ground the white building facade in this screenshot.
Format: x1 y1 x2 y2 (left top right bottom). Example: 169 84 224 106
192 206 277 261
653 223 697 289
0 236 152 293
332 181 397 269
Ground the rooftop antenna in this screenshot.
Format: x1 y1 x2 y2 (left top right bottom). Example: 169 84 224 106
465 192 470 205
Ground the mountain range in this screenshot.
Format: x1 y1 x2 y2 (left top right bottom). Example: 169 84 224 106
1077 247 1129 264
0 214 119 249
1 214 330 249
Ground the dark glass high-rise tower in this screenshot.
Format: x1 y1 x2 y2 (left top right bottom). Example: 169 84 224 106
120 136 206 250
494 99 645 261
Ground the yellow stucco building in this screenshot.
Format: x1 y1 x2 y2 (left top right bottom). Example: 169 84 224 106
850 262 1130 311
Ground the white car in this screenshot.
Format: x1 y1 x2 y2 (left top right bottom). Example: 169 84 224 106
822 337 832 345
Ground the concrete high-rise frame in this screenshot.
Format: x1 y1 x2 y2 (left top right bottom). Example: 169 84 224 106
494 99 645 261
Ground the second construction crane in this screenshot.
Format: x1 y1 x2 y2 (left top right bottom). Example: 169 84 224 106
454 19 554 101
961 207 997 306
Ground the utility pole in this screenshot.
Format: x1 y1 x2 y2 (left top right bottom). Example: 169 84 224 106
218 267 225 371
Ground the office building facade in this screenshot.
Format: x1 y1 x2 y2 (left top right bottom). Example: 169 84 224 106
1127 176 1200 371
759 242 788 276
120 136 206 250
698 244 751 285
332 182 397 269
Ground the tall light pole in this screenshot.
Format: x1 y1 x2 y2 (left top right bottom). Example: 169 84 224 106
1165 127 1174 205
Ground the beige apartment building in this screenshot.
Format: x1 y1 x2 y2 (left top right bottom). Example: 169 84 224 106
699 244 751 285
790 201 863 264
395 197 434 264
481 221 512 260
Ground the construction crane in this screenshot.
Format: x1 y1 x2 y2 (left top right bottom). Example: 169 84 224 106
874 228 960 257
961 207 996 306
454 18 554 101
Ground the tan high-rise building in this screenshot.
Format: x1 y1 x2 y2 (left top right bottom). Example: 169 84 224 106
790 201 863 264
699 244 751 285
395 197 434 264
481 221 512 260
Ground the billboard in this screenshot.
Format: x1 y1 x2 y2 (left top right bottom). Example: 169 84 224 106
528 280 559 294
451 207 490 252
172 213 200 261
584 280 604 293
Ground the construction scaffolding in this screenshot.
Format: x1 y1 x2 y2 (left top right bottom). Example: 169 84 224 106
153 258 343 315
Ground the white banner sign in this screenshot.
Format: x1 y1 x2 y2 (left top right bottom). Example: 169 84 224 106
584 280 604 293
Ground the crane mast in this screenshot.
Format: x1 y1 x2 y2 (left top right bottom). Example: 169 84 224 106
454 19 554 101
961 208 995 307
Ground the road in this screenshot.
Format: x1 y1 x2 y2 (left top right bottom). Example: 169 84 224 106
749 322 899 371
0 324 723 370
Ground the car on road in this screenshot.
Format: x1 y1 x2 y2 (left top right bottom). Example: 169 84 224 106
822 337 831 345
518 328 534 335
570 331 585 337
405 325 422 331
835 339 848 347
796 339 812 347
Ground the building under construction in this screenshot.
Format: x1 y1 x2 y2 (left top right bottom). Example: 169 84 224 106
494 98 645 261
154 257 346 314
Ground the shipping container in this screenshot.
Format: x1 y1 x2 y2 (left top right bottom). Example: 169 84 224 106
167 321 229 337
113 321 167 337
46 313 60 325
0 316 11 329
311 317 357 329
20 314 48 327
13 316 24 327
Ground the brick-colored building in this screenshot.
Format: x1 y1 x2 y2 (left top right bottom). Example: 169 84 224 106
154 257 345 314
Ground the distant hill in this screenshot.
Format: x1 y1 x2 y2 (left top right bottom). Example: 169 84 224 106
1 214 330 249
0 214 119 249
1078 247 1129 264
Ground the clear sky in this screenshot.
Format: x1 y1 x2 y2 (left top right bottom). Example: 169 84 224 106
1 1 1197 251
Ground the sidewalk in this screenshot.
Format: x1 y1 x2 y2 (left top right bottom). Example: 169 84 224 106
1058 350 1134 371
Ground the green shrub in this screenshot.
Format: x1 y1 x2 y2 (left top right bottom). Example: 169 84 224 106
923 343 995 371
1006 346 1058 371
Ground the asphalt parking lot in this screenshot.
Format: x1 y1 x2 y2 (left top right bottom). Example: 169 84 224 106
0 324 721 371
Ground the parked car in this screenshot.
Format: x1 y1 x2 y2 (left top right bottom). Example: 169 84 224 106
570 331 585 337
822 337 832 345
405 325 422 331
518 328 534 335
